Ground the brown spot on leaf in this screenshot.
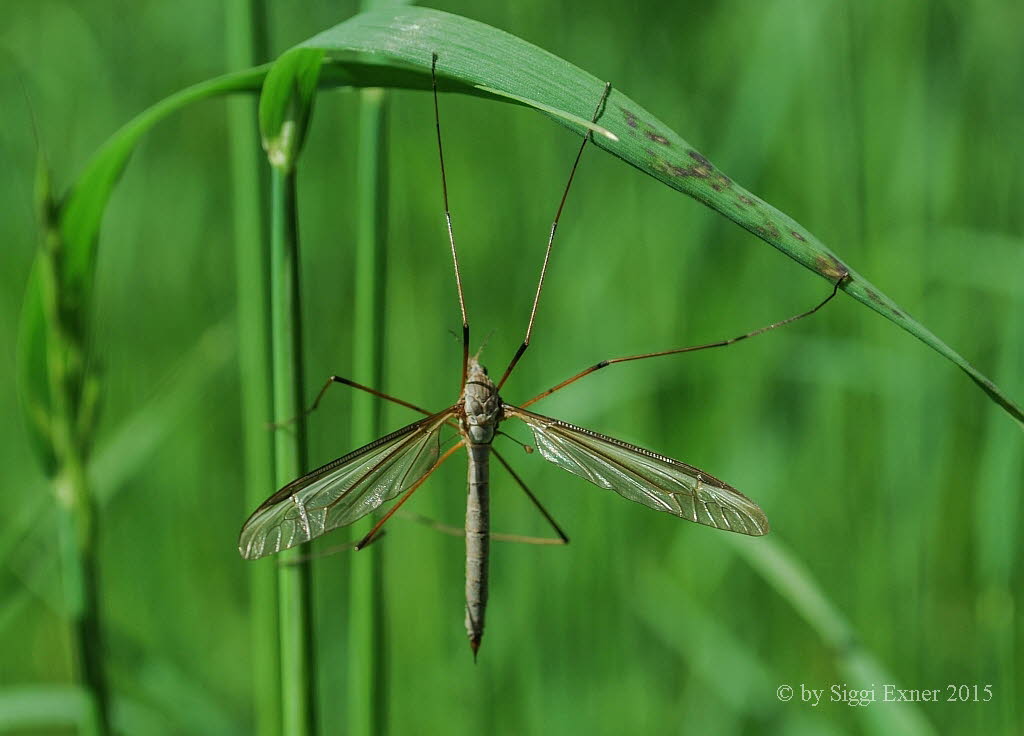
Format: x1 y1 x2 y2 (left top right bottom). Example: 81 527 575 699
688 151 713 168
815 254 849 282
619 106 638 128
645 131 670 145
668 164 709 179
739 194 754 206
791 230 806 241
864 288 896 315
711 182 722 191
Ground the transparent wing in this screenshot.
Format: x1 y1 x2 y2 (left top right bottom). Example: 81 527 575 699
504 405 768 536
239 409 456 559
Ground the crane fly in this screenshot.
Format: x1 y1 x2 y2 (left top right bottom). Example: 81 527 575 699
239 54 845 658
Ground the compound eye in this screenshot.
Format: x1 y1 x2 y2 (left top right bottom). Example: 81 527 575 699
482 366 488 376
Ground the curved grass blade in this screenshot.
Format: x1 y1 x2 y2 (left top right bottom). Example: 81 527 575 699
18 7 1019 491
16 66 271 472
259 48 324 172
59 68 272 321
638 541 936 735
28 7 1018 428
474 84 617 140
296 6 1022 425
729 536 936 735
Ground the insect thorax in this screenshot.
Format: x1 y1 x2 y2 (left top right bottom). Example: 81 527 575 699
460 359 502 445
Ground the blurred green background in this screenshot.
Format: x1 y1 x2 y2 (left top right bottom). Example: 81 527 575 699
2 1 1022 734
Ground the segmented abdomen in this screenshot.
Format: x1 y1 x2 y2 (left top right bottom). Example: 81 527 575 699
465 443 490 655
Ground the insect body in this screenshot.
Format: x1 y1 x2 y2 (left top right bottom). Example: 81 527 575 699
238 349 774 655
239 54 843 657
460 360 501 654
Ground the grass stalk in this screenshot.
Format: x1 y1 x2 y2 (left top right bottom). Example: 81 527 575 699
36 183 110 735
224 1 278 733
269 166 317 735
730 536 935 735
346 87 390 736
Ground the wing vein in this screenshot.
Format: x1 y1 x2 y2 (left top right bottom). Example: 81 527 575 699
504 404 768 536
548 424 682 512
239 408 456 559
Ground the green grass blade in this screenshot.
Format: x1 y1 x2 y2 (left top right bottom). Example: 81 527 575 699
730 536 936 736
28 157 111 735
346 85 391 736
259 48 324 172
293 5 1022 425
267 164 317 736
265 164 318 736
973 261 1022 730
473 85 617 140
0 685 194 735
58 67 270 310
635 575 773 713
2 320 236 564
16 67 270 473
0 686 86 731
21 7 1019 435
15 261 56 475
2 320 237 636
261 48 325 735
225 2 280 734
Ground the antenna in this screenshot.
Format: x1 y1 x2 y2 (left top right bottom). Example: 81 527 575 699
431 53 471 391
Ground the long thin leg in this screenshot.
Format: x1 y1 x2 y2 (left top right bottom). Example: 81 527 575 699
397 512 568 546
496 82 613 391
431 53 470 390
271 374 432 429
521 275 847 408
278 531 387 565
492 447 569 543
354 441 464 550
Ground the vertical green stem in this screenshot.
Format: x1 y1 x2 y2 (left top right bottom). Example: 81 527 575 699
224 1 278 733
53 457 109 736
38 224 110 735
347 87 390 736
269 167 317 736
